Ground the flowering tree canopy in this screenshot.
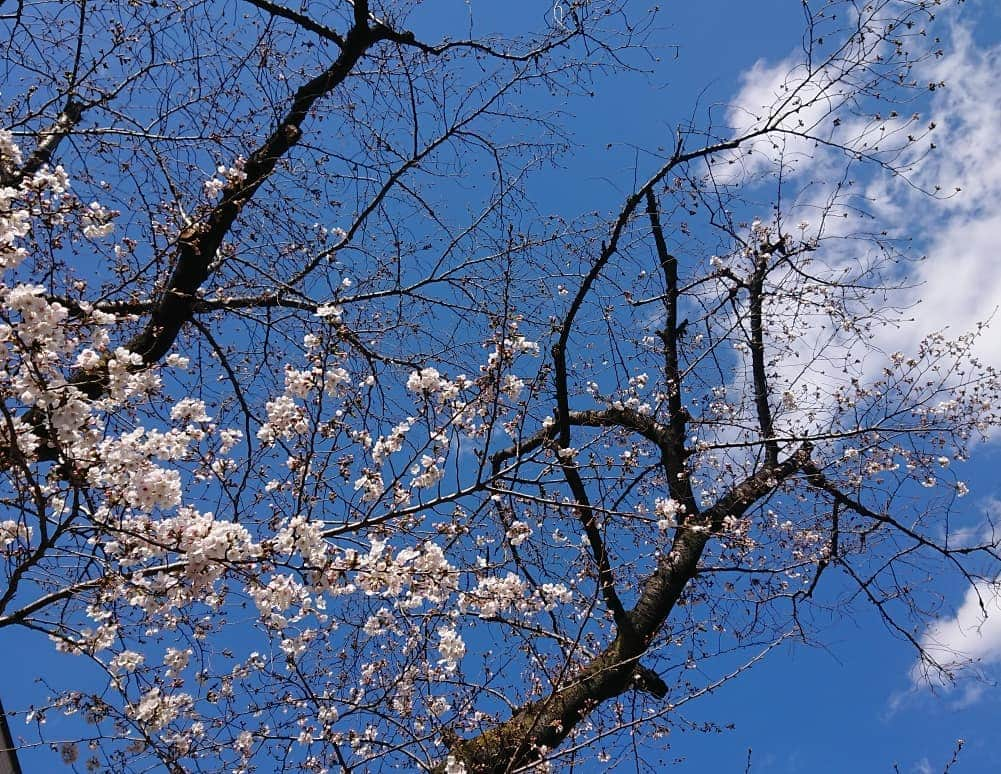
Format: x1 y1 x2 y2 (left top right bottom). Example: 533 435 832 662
0 0 998 771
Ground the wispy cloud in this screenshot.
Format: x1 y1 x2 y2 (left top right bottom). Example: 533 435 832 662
910 576 1001 687
908 510 1001 696
726 21 1001 702
868 25 1001 364
725 23 1001 365
888 26 1001 695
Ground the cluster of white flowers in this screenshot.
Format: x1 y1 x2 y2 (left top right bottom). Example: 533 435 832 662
654 497 685 530
271 514 329 567
372 418 414 463
363 607 397 636
506 520 533 546
169 397 211 424
256 334 355 448
354 468 385 501
258 394 308 443
444 756 468 774
250 574 313 629
203 156 247 198
0 128 23 170
0 153 274 670
0 186 270 693
235 730 254 758
163 647 191 677
105 346 160 401
407 366 453 394
600 371 654 415
283 365 318 398
0 519 32 549
86 423 212 512
501 373 526 400
499 333 540 358
718 514 756 553
436 626 466 672
343 539 459 610
109 650 145 674
458 572 571 618
410 454 445 489
280 630 316 662
101 508 260 605
315 302 343 321
128 687 193 732
6 283 70 348
80 200 117 239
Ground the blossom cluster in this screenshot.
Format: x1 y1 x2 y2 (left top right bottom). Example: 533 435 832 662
203 156 247 198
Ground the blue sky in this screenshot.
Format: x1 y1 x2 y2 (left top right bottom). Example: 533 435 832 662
4 1 1001 771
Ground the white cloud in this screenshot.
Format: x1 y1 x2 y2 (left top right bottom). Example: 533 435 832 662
719 20 1001 408
910 577 1001 688
887 26 1001 216
912 759 934 774
726 21 1001 699
910 500 1001 690
866 44 1001 690
869 25 1001 365
724 25 1001 370
717 54 845 182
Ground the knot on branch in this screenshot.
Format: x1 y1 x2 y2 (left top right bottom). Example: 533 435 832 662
633 664 669 698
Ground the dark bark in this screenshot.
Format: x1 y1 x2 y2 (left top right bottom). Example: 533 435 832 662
446 444 813 772
22 5 391 457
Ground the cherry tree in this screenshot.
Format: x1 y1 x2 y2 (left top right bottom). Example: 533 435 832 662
0 0 997 771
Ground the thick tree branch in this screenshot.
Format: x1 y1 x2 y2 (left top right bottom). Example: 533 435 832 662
118 19 382 374
0 98 82 187
489 407 676 477
558 456 630 629
645 189 694 507
23 13 392 460
446 444 813 772
241 0 345 47
748 251 779 466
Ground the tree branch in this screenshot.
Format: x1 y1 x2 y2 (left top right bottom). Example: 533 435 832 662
241 0 345 47
0 98 82 187
446 444 813 772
